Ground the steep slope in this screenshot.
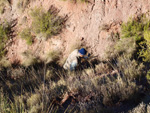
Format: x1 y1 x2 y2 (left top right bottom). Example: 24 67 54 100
0 0 150 63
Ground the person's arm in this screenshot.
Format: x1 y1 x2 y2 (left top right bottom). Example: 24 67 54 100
84 53 91 59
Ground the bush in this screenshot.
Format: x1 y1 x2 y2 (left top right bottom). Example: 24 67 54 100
31 8 65 39
139 30 150 62
121 15 150 62
105 38 137 60
116 55 145 80
0 24 10 58
121 15 149 40
20 28 33 45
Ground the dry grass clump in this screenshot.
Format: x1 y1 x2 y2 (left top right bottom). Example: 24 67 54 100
27 93 41 107
0 0 9 14
17 0 36 12
44 50 61 64
0 57 11 68
129 102 150 113
91 73 141 106
100 76 140 106
105 38 136 60
116 55 145 80
21 51 40 67
95 62 112 74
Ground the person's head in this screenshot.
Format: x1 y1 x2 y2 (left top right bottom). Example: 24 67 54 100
78 48 87 57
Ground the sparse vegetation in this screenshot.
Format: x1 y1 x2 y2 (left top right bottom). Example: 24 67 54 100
0 2 150 113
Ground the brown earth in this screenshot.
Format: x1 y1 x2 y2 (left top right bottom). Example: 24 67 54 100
1 0 150 64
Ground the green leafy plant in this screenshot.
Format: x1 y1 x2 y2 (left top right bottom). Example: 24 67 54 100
139 30 150 62
20 28 33 45
31 8 65 39
119 15 150 62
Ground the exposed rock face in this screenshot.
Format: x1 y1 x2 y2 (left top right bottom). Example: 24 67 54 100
1 0 150 63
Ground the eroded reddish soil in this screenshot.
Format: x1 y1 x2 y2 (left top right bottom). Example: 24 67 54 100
1 0 150 63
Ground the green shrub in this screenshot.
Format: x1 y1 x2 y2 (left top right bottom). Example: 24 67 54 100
121 16 150 41
0 24 10 57
121 15 150 62
20 28 33 45
139 30 150 62
31 8 65 39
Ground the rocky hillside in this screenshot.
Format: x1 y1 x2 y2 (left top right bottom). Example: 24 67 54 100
1 0 150 113
0 0 149 64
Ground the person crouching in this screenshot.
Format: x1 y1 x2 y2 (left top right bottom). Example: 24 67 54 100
63 48 90 71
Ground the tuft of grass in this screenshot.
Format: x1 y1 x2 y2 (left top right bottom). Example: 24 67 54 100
20 28 33 45
27 93 41 107
0 0 9 14
17 0 36 12
21 51 40 67
69 41 82 53
30 7 65 39
44 50 61 64
0 57 11 68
